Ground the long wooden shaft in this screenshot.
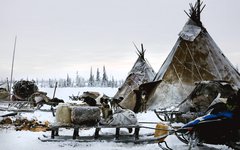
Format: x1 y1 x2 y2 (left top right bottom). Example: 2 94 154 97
9 36 17 100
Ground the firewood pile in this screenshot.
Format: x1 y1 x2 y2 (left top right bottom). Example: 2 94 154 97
0 116 50 132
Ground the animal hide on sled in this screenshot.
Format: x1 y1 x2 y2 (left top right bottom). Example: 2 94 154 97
56 103 72 124
71 106 100 126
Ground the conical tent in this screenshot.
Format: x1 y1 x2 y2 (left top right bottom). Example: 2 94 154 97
147 0 240 110
113 44 156 111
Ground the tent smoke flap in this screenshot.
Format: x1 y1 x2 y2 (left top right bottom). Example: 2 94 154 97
179 24 201 41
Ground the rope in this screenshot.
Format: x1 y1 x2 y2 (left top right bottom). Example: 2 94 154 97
138 125 175 133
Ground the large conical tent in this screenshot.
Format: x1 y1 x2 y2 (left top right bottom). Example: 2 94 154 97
147 0 240 110
113 44 156 111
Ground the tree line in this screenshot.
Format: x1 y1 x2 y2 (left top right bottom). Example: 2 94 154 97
0 66 124 88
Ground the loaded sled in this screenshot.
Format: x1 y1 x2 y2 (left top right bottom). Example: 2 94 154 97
0 80 63 113
0 100 36 112
39 106 170 145
174 111 240 150
155 90 240 150
153 109 240 150
38 122 169 144
0 98 62 113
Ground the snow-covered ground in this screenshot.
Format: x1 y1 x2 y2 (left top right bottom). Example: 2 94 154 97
0 87 232 150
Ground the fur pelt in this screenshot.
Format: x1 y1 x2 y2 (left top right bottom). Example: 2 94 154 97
55 103 72 124
71 106 100 126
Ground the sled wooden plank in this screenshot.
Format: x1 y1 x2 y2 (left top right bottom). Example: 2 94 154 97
38 133 167 144
94 124 140 140
0 112 18 117
41 134 133 141
0 100 29 103
0 105 55 112
48 124 141 141
0 100 57 111
0 107 35 112
38 137 96 143
0 100 35 112
49 124 93 139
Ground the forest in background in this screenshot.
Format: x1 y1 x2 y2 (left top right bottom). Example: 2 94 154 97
0 66 124 88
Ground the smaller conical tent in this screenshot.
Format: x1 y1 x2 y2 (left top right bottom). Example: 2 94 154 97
113 44 156 112
147 0 240 110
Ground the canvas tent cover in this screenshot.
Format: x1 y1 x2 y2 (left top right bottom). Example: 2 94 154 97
113 45 156 101
147 1 240 110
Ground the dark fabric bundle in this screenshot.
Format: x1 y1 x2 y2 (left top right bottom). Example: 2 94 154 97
12 80 38 100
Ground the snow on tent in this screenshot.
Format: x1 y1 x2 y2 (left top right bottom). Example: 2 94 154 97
147 0 240 110
113 44 157 112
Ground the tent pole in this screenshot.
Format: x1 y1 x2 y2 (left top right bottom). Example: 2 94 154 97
198 0 201 21
172 64 188 95
185 43 203 81
9 36 17 101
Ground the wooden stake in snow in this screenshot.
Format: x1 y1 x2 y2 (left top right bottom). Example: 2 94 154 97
9 36 17 101
52 82 58 99
51 82 58 117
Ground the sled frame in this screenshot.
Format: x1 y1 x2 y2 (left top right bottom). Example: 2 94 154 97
39 123 168 144
154 109 182 123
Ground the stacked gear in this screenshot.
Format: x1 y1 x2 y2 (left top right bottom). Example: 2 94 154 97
12 80 38 100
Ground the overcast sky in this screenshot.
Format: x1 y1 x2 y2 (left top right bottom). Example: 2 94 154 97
0 0 240 81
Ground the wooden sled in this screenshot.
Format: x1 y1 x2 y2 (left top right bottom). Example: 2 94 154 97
0 100 35 112
38 123 168 144
0 100 33 108
0 100 56 113
154 109 183 123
